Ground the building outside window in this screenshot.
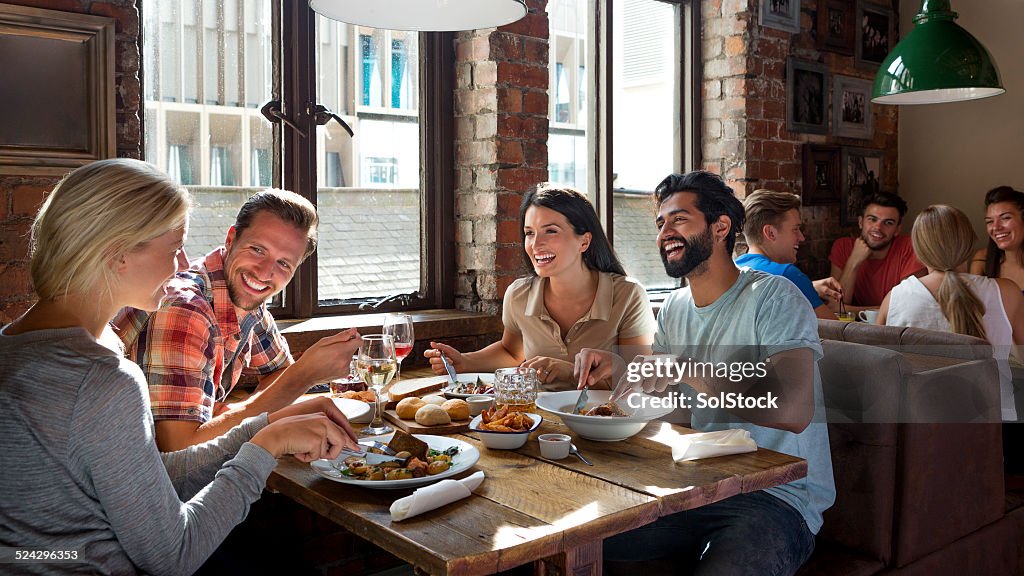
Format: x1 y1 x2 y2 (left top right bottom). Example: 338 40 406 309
547 0 695 291
142 0 451 315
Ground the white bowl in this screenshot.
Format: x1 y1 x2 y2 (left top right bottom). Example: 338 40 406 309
468 412 542 449
536 390 674 442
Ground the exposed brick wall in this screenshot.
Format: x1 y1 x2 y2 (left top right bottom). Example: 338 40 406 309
0 0 142 323
453 0 549 315
702 0 900 280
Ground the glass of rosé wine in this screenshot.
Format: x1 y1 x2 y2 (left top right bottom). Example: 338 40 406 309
383 313 414 385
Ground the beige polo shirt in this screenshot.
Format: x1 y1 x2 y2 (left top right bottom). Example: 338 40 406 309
502 272 656 389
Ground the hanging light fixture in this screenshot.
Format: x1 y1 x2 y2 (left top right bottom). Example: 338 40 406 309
872 0 1003 105
309 0 528 32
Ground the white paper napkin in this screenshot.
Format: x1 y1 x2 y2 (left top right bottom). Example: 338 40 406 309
390 471 485 522
671 429 757 461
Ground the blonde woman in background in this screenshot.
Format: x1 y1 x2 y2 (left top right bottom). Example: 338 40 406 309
0 159 357 575
879 204 1023 422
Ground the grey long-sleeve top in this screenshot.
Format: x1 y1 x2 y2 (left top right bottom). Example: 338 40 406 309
0 325 278 575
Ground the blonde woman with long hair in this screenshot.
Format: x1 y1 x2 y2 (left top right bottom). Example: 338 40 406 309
0 159 358 575
879 204 1023 421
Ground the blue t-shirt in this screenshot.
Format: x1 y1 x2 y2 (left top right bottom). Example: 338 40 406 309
735 253 823 308
654 269 835 534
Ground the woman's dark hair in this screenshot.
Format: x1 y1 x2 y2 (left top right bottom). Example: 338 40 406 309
519 185 626 276
983 186 1024 278
654 171 745 254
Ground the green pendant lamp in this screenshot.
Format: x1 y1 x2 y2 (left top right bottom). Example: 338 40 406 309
872 0 1003 104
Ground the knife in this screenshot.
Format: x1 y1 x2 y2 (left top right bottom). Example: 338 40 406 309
439 354 458 388
572 385 590 415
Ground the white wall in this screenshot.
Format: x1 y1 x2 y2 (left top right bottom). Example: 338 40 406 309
898 0 1024 245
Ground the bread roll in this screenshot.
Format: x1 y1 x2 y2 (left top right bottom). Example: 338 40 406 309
421 394 447 406
415 403 452 426
395 397 426 419
442 399 470 421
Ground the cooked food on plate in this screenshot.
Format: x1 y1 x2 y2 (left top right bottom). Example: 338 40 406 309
477 405 534 432
339 390 377 403
583 402 629 417
446 378 494 396
335 445 460 481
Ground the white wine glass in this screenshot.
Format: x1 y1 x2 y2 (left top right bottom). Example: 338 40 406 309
359 334 397 435
383 313 414 385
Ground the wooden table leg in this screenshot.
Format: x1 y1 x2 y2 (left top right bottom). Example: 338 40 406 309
534 539 602 576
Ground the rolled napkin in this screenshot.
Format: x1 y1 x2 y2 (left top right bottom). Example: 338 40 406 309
671 429 757 462
390 471 485 522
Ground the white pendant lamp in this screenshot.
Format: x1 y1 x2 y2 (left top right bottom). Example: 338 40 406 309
309 0 528 32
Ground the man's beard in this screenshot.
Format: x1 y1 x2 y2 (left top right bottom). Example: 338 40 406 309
660 227 714 279
861 232 893 251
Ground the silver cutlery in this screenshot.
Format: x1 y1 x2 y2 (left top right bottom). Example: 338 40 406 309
572 385 590 415
439 354 458 388
569 443 592 466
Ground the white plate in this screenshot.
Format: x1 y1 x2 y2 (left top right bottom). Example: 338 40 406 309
442 373 496 399
310 434 480 489
295 394 373 424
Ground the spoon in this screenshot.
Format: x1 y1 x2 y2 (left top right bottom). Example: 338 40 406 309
569 444 593 466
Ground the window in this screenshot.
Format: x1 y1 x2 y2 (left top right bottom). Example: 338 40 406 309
547 0 699 291
142 0 453 316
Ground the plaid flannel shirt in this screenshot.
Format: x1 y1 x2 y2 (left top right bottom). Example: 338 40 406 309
113 247 293 423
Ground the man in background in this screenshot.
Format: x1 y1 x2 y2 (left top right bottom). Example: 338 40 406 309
830 192 925 307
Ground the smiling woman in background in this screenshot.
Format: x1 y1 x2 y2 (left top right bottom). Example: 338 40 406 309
425 185 655 390
972 186 1024 291
0 159 357 575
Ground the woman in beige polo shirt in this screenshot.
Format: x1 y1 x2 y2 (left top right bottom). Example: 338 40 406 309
425 185 656 390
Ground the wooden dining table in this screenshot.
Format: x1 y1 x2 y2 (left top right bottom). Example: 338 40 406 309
268 372 807 576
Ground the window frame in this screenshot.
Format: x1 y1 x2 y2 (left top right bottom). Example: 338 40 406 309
275 3 454 318
586 0 701 246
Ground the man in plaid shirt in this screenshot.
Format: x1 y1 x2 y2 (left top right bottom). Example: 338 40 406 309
114 189 362 450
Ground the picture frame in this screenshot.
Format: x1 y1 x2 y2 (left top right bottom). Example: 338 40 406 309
802 143 841 206
833 75 874 140
855 0 895 69
786 59 829 135
817 0 855 55
760 0 801 34
841 147 884 225
0 4 116 175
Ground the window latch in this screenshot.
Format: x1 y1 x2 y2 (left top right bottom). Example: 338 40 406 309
260 100 307 138
311 104 354 137
358 292 417 311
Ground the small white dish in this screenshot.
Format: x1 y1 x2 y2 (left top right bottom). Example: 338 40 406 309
468 412 542 449
466 395 494 417
538 433 572 459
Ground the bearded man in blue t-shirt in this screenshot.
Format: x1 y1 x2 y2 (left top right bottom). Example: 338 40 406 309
576 171 836 575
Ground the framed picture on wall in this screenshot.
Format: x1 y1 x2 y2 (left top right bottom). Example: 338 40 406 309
856 0 895 69
842 147 884 225
802 143 841 205
833 75 874 140
0 4 115 175
786 58 829 135
817 0 855 55
760 0 801 34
